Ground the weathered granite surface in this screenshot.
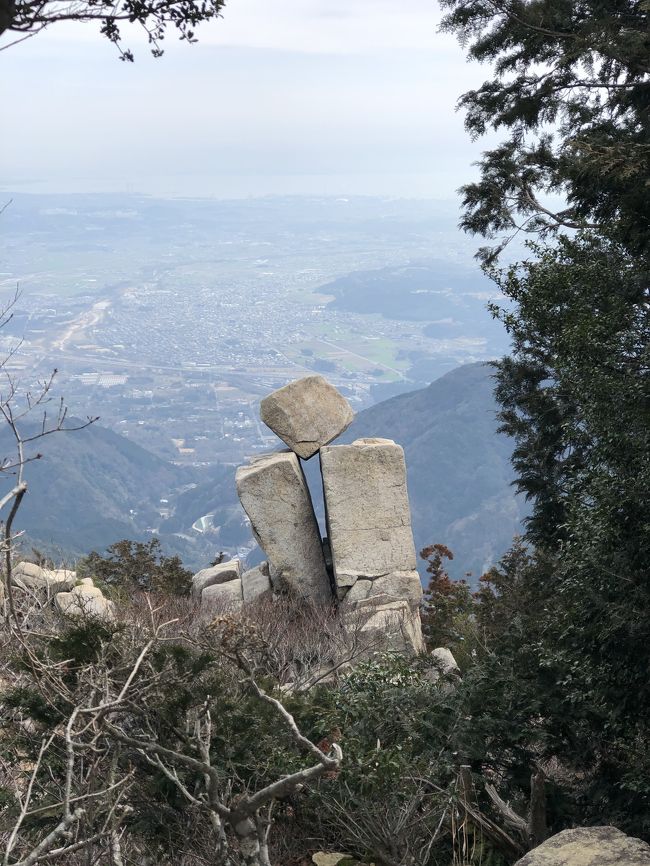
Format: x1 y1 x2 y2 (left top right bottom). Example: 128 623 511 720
12 561 76 594
514 827 650 866
340 570 422 609
55 578 115 621
320 438 417 596
260 375 354 460
236 451 331 603
192 560 241 598
431 647 460 677
346 596 424 656
202 578 244 612
241 562 272 603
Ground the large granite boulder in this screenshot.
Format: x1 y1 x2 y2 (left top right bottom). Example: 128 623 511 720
340 570 422 609
241 562 272 603
236 451 331 603
260 375 354 460
320 438 417 597
191 560 241 599
12 561 76 594
55 578 115 621
514 827 650 866
202 578 244 612
431 647 460 677
348 597 424 656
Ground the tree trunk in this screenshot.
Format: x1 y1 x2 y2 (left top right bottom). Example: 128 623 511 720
526 770 548 847
234 817 267 866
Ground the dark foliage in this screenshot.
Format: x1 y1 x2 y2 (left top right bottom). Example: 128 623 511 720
440 0 650 259
420 543 474 652
81 537 193 595
0 0 226 60
474 231 650 835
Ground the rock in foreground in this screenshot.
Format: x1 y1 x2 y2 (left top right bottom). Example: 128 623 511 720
346 597 424 656
515 827 650 866
260 375 354 460
241 562 272 602
201 578 244 612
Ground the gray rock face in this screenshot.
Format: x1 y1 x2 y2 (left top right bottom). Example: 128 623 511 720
320 438 417 597
431 647 460 677
55 579 115 621
312 855 355 866
340 570 422 609
236 451 331 603
191 560 241 599
201 579 244 612
260 375 354 460
241 562 272 603
347 597 424 656
12 561 76 594
514 827 650 866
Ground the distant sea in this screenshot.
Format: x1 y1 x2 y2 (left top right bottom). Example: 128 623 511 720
0 172 454 200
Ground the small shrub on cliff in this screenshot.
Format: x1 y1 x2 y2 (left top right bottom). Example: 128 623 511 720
420 543 475 659
80 537 192 596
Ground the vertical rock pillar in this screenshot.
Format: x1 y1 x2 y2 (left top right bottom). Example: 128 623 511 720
321 437 424 654
320 437 423 607
236 451 332 603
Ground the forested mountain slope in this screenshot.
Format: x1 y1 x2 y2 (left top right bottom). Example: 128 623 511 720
0 421 188 557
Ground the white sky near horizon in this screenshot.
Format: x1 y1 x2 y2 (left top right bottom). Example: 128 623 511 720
0 0 495 199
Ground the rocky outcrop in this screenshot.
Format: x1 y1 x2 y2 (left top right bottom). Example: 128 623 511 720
192 559 241 598
320 437 419 600
202 578 244 612
236 451 331 603
4 563 113 621
260 375 354 460
340 571 423 609
193 376 426 658
55 577 115 621
514 827 650 866
345 597 425 656
12 561 76 594
241 562 272 603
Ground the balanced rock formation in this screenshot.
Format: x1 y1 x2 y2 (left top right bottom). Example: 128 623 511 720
260 375 354 460
236 451 331 603
514 827 650 866
196 375 426 658
320 437 421 604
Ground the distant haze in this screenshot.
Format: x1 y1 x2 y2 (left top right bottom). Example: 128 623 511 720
0 0 493 199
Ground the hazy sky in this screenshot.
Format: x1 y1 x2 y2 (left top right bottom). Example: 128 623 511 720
1 0 493 198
